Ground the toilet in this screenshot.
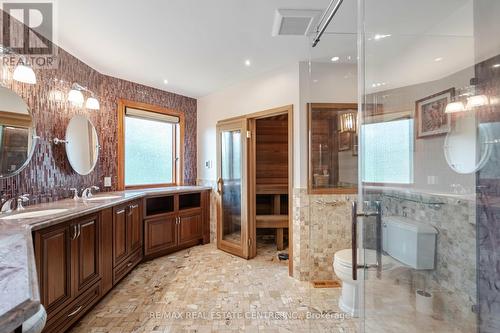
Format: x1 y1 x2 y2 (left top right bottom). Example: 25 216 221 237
333 216 438 317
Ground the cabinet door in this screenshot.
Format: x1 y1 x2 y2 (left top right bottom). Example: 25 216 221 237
127 201 142 254
72 215 100 295
34 223 72 314
113 204 128 266
178 210 202 246
144 215 177 256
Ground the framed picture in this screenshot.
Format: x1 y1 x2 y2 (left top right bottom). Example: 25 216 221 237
352 133 358 156
415 88 454 138
338 132 351 151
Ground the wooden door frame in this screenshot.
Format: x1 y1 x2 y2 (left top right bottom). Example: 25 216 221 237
216 118 250 259
216 105 294 275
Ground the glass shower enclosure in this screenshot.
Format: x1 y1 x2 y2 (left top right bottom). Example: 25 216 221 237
308 0 500 332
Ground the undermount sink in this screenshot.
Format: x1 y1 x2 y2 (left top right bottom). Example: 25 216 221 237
0 208 69 220
85 195 122 201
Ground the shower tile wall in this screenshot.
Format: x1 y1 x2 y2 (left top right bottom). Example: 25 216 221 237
0 11 197 203
293 188 356 281
366 189 477 328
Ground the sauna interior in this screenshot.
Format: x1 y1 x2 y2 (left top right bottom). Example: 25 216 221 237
255 113 289 252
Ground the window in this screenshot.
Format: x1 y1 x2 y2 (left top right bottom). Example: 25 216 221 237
362 118 414 184
118 101 183 189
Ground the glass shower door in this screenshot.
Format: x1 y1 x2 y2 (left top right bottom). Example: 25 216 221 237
359 0 499 332
216 118 250 258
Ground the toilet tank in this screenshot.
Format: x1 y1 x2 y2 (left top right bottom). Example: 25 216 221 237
382 216 437 269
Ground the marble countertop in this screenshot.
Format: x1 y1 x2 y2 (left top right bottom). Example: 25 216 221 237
0 185 211 332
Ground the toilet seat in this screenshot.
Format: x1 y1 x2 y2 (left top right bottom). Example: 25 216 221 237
334 249 394 270
333 248 395 317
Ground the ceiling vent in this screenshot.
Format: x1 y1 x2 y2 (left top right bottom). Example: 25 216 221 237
272 9 322 36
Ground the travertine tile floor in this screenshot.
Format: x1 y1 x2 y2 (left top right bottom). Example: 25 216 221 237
70 238 357 333
70 238 473 333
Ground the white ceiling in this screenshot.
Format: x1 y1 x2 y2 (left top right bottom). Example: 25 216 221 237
54 0 344 98
53 0 496 98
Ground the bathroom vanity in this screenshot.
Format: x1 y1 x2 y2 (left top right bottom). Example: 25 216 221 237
0 187 210 333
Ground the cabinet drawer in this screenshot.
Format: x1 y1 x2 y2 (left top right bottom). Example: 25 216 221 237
43 281 101 333
113 248 142 285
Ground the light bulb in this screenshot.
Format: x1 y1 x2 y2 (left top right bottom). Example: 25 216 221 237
445 101 466 113
13 64 36 84
85 97 100 110
466 95 489 109
68 89 84 107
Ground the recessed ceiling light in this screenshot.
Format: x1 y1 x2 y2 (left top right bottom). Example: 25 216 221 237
163 79 169 84
373 34 391 40
331 56 340 62
493 64 500 68
245 59 251 67
434 57 443 62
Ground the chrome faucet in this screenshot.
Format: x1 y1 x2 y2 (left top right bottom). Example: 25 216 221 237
70 188 80 200
402 206 409 218
17 194 29 211
82 186 99 199
1 197 15 213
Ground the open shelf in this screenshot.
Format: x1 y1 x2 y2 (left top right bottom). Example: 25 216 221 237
179 192 201 211
146 195 174 216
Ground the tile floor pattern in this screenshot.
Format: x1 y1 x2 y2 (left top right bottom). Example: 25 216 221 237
70 238 474 333
70 239 357 333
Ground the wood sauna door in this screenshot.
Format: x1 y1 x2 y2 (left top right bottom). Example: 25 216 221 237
216 118 250 259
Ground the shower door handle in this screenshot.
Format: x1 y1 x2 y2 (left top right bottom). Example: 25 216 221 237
351 201 383 280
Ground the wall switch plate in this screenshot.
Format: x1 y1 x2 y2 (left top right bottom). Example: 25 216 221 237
104 177 112 187
205 160 213 169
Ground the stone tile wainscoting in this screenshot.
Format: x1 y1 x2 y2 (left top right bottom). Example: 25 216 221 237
0 10 197 204
293 188 357 282
365 189 477 331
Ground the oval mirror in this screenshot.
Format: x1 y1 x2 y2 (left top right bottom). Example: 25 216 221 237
65 115 99 175
444 114 491 174
0 86 37 178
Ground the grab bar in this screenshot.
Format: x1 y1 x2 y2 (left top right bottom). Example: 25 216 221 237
351 201 382 280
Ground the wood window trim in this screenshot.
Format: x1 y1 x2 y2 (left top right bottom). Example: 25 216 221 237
307 103 358 195
117 99 185 190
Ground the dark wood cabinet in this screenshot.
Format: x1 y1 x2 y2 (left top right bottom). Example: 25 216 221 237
128 202 142 253
32 190 208 332
112 199 143 285
178 209 202 246
145 214 177 256
72 215 100 295
144 191 209 258
34 223 72 315
34 213 101 333
112 204 128 266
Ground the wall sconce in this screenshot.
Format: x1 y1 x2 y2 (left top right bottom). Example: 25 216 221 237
466 94 489 109
445 101 466 114
85 96 100 110
13 62 36 84
68 84 85 107
445 80 490 113
67 82 100 110
339 112 356 132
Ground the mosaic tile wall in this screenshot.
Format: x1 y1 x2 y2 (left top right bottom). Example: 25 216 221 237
366 189 477 327
0 13 197 204
291 186 477 328
292 188 357 281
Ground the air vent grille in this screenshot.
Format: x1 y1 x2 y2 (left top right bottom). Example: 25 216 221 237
272 9 322 36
